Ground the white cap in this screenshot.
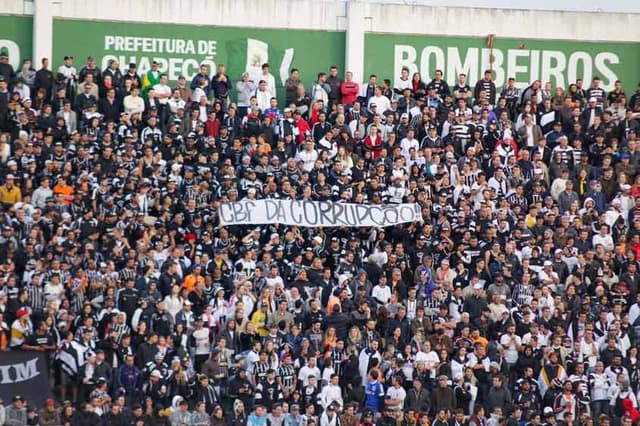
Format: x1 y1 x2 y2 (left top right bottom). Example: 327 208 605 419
473 282 483 290
589 97 597 103
544 260 553 266
150 370 162 378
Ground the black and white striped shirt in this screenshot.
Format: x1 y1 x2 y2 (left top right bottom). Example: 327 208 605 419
25 284 45 313
329 348 347 378
253 361 271 384
110 323 130 344
278 364 296 390
118 268 137 283
463 172 479 188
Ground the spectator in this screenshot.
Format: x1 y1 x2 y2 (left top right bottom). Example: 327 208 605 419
1 43 640 426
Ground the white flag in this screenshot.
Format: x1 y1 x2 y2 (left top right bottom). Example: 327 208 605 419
245 38 269 84
279 48 295 86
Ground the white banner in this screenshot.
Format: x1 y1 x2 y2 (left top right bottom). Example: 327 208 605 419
218 200 423 227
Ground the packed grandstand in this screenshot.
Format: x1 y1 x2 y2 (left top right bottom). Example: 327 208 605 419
0 22 639 426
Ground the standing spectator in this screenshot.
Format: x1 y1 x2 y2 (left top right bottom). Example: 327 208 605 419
0 51 15 87
211 64 232 109
327 66 343 107
17 59 35 91
260 63 277 99
474 70 496 106
285 68 301 106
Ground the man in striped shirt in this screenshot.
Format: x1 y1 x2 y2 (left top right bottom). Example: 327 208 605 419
25 273 45 316
511 271 535 308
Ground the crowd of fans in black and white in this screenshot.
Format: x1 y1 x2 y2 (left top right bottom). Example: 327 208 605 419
0 49 640 426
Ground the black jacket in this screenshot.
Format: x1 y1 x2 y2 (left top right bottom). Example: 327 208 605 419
34 68 53 97
0 63 15 86
324 312 350 341
74 92 97 113
98 97 122 123
405 387 431 413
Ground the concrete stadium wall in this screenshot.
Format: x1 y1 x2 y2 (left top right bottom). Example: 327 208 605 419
363 2 640 41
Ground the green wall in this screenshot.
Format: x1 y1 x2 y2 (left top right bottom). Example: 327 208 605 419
0 15 33 69
52 18 346 102
3 15 639 96
364 32 640 93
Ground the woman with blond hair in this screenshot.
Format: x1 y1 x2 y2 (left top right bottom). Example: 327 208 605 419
345 325 364 351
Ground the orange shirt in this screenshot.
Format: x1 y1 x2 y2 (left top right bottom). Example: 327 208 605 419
259 142 272 155
183 273 205 293
326 295 340 315
53 184 74 204
472 336 488 349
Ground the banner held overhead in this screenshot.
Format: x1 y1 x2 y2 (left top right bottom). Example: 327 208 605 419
218 200 423 227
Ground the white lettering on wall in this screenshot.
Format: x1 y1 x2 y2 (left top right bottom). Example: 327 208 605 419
392 44 621 91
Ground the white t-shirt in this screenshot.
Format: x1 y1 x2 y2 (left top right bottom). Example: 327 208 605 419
153 83 172 104
415 350 439 378
400 137 420 159
368 95 390 116
499 333 521 364
298 365 321 387
192 327 211 355
372 285 391 305
386 386 407 410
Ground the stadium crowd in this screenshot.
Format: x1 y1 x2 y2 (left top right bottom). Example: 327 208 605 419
0 49 639 426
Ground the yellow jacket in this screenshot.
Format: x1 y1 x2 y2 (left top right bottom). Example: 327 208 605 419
251 310 269 337
0 184 21 205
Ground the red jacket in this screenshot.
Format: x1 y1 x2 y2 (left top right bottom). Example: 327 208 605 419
205 118 220 137
623 398 640 423
364 135 383 158
341 81 360 105
296 118 311 143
